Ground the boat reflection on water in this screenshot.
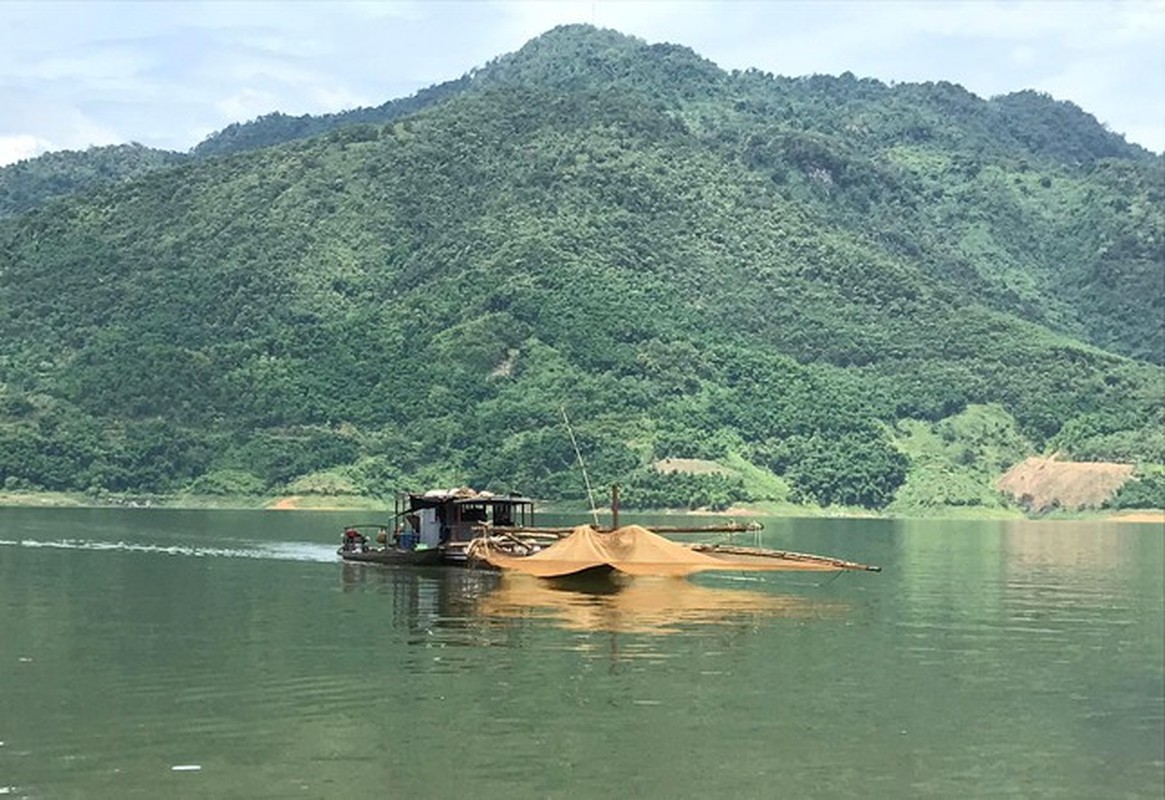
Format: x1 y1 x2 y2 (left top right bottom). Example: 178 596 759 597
337 562 845 638
339 560 497 611
475 572 847 635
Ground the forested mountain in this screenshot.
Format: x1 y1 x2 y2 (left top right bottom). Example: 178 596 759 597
0 81 469 221
0 25 1161 511
0 143 188 220
191 74 474 159
5 27 1160 360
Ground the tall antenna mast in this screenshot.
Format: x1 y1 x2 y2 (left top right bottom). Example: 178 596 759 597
561 405 600 527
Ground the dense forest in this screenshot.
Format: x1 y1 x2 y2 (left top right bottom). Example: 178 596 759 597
0 143 188 220
0 25 1162 512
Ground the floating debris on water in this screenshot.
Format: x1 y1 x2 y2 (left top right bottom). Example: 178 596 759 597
171 765 202 772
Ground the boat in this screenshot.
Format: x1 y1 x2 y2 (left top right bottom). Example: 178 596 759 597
381 486 765 566
337 545 444 566
336 486 880 577
394 488 542 564
336 489 542 567
337 524 443 566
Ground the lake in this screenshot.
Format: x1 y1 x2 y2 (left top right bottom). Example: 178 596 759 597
0 508 1161 798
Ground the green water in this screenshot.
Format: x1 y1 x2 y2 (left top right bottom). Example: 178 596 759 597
0 509 1161 799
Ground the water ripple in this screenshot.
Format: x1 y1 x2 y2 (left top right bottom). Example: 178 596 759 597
0 537 336 563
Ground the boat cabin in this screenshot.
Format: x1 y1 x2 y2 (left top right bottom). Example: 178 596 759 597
394 488 536 561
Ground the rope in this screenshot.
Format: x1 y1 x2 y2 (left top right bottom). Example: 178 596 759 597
561 405 600 528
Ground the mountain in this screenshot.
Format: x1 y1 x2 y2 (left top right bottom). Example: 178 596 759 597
0 25 1161 511
0 81 471 223
190 74 474 159
4 27 1160 362
0 143 188 220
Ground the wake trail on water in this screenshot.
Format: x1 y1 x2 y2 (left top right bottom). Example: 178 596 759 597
0 537 337 563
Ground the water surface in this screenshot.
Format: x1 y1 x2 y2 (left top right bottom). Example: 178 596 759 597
1 509 1161 798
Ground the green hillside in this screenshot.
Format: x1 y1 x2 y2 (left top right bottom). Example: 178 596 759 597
0 25 1161 511
0 143 189 220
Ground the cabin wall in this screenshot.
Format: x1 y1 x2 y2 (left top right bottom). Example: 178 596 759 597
418 508 441 547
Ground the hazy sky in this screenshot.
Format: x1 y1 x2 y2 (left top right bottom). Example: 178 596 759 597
2 0 1163 166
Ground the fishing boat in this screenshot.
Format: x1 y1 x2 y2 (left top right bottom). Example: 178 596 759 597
396 488 541 564
336 489 542 566
337 484 878 578
337 524 442 565
337 543 444 566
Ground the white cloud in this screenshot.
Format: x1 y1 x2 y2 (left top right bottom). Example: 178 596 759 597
0 134 55 167
214 88 283 122
0 85 125 157
310 86 375 114
12 49 147 83
0 0 1161 154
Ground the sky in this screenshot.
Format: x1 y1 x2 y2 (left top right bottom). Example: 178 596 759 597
1 0 1163 167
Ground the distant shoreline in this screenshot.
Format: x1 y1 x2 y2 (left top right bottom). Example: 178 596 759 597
1 491 1160 524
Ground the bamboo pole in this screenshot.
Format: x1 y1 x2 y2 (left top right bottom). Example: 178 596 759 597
688 543 881 572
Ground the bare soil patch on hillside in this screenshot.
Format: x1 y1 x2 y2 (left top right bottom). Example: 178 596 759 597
997 457 1134 512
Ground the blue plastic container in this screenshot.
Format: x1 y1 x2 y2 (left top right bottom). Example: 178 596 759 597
399 532 418 550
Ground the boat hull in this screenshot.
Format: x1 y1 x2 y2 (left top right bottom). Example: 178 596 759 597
337 547 443 566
